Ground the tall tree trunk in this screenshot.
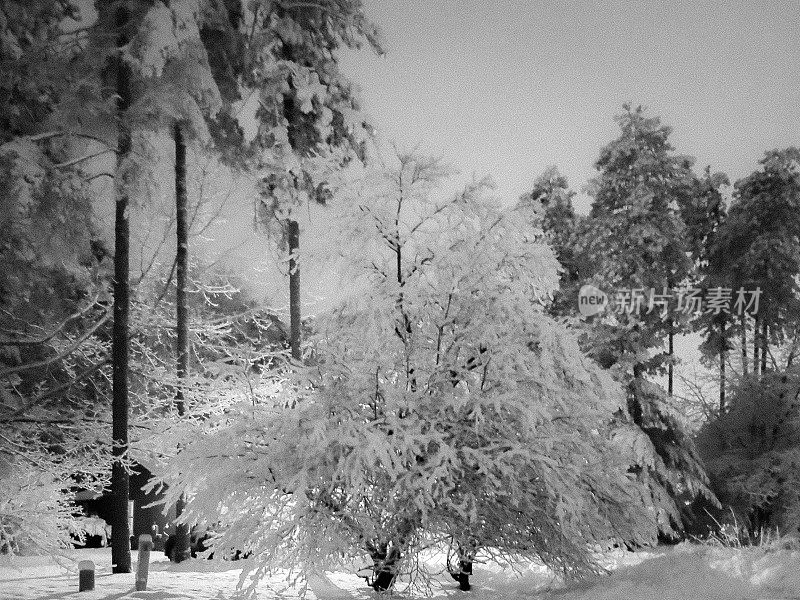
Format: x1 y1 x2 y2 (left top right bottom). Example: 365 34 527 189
761 320 768 374
787 331 799 368
667 325 674 397
741 312 748 377
666 277 674 397
172 121 191 563
287 219 301 361
111 2 132 574
628 362 644 426
719 320 726 413
753 314 760 378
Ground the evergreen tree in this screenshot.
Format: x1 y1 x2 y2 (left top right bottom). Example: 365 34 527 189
98 0 136 573
0 0 114 555
681 167 731 411
697 367 800 537
519 166 581 316
576 105 717 539
172 121 191 562
237 1 381 362
696 148 800 537
90 0 228 566
714 148 800 376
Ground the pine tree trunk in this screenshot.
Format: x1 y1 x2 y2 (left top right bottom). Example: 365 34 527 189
628 362 644 426
111 3 132 574
719 320 726 413
787 332 799 368
287 219 301 361
667 325 674 397
172 121 191 563
741 312 748 377
753 314 760 378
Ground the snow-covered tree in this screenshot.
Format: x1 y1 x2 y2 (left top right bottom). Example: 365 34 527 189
149 153 659 595
237 0 382 361
519 166 581 317
88 0 238 568
713 148 800 377
0 0 237 560
682 167 731 410
696 148 800 538
697 366 800 537
133 0 230 563
0 0 113 555
574 105 718 539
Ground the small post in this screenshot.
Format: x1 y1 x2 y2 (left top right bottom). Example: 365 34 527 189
151 524 161 550
135 534 154 591
78 559 95 592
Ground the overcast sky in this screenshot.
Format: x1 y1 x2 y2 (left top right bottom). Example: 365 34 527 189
338 0 800 212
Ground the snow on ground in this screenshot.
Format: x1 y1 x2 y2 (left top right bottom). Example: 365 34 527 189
548 543 800 600
2 543 800 600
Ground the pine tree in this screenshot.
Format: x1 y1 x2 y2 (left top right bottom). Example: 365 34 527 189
576 105 717 539
172 121 191 562
0 0 114 555
697 367 800 536
680 167 730 410
105 0 135 574
237 1 381 364
519 166 582 316
87 0 228 569
696 148 800 537
714 148 800 376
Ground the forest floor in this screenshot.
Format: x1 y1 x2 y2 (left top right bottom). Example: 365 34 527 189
2 542 800 600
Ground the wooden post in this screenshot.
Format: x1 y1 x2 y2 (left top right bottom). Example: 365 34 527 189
135 534 154 591
78 560 95 592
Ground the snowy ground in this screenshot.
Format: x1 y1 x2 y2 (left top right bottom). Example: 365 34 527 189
2 543 800 600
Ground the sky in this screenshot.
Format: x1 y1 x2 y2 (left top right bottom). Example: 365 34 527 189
337 0 800 212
